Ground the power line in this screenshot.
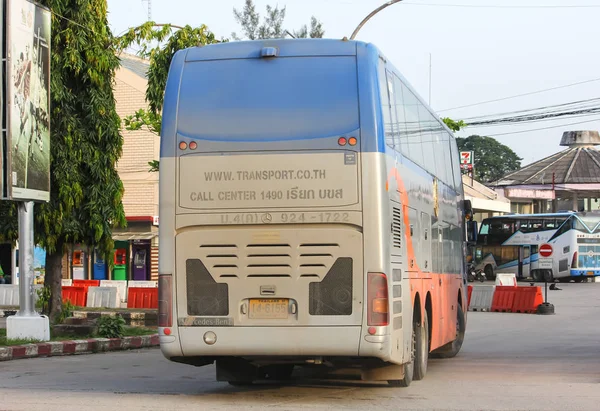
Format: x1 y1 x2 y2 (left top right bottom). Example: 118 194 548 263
402 2 600 9
438 77 600 112
461 97 600 122
474 117 600 137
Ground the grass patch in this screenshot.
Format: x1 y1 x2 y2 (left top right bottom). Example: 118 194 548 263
0 325 156 346
122 326 157 337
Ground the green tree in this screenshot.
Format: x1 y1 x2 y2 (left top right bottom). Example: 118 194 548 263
33 0 126 321
232 0 325 40
117 22 222 172
442 117 466 132
456 135 522 183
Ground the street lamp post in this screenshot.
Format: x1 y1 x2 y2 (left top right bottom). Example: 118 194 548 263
349 0 405 40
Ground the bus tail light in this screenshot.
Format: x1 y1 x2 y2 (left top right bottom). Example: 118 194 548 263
158 274 173 328
367 272 389 326
572 252 578 269
338 137 347 146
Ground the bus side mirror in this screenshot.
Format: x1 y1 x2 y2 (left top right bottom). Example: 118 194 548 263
466 221 478 243
464 200 473 221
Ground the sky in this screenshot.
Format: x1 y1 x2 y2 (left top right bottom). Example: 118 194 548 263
106 0 600 166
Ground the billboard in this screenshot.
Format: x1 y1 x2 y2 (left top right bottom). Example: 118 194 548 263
1 0 51 202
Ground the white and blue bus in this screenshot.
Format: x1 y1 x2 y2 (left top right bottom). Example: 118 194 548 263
475 212 600 282
158 39 473 386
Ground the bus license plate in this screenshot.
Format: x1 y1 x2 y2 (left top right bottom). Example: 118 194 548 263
249 299 289 319
587 271 594 276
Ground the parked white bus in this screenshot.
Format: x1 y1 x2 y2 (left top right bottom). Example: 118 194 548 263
158 39 473 386
474 212 600 282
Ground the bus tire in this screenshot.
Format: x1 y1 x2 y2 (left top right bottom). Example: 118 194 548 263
532 270 544 282
484 265 494 281
413 314 429 381
431 304 465 359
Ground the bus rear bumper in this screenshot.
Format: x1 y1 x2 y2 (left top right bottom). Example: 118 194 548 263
570 269 600 277
165 326 365 358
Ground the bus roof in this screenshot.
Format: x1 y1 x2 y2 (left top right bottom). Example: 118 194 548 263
483 212 575 219
184 38 364 61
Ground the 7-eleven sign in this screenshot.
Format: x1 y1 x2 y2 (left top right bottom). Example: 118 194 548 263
460 151 474 165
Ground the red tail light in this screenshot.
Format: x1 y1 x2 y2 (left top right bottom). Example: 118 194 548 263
367 272 389 326
572 251 578 269
158 274 173 328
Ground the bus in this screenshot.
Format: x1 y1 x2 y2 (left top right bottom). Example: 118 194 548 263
474 212 600 282
158 39 473 387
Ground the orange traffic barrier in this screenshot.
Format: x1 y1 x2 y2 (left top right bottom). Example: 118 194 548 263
511 286 544 313
490 286 516 312
127 287 158 309
72 280 101 291
62 286 88 307
467 285 473 307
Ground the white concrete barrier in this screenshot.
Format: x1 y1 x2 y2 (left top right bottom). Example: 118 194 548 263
86 286 120 309
468 285 496 312
62 279 73 287
0 284 43 307
0 285 19 307
128 280 157 288
100 280 128 303
495 273 517 287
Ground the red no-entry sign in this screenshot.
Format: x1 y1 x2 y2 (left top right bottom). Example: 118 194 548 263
539 243 553 258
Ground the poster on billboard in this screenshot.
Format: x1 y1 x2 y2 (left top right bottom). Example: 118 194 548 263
4 0 51 202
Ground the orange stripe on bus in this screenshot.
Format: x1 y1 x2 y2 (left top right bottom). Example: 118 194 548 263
386 166 461 350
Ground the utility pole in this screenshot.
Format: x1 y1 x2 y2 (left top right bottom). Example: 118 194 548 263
429 53 432 105
142 0 152 21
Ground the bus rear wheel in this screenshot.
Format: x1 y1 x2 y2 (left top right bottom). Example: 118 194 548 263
431 304 465 359
484 265 495 281
413 314 429 381
532 270 544 282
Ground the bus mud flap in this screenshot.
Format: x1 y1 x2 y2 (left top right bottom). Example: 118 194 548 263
361 363 405 381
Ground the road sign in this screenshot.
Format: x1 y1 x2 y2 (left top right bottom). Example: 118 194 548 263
539 243 553 258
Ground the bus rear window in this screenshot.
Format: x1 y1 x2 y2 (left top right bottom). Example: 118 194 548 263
177 56 359 141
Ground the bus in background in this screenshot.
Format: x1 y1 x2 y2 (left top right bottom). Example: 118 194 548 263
158 39 473 387
475 212 600 283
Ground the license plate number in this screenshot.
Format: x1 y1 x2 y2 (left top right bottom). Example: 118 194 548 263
249 299 289 319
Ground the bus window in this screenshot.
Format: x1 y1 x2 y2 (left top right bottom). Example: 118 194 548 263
479 221 490 235
401 83 423 166
487 219 515 243
531 220 543 231
392 74 408 155
378 61 395 149
543 220 557 229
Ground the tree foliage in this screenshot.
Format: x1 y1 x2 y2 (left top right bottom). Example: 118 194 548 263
10 0 128 321
442 117 466 132
456 135 522 183
117 22 222 171
232 0 325 40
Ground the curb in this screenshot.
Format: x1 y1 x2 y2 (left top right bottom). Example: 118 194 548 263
0 334 159 362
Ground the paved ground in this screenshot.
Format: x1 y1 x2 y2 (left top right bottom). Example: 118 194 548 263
1 282 599 411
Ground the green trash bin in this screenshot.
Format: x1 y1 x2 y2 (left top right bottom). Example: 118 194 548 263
113 265 127 281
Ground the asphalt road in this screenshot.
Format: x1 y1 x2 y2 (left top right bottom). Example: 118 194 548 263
1 282 599 411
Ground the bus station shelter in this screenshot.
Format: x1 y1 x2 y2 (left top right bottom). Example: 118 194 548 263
491 131 600 214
